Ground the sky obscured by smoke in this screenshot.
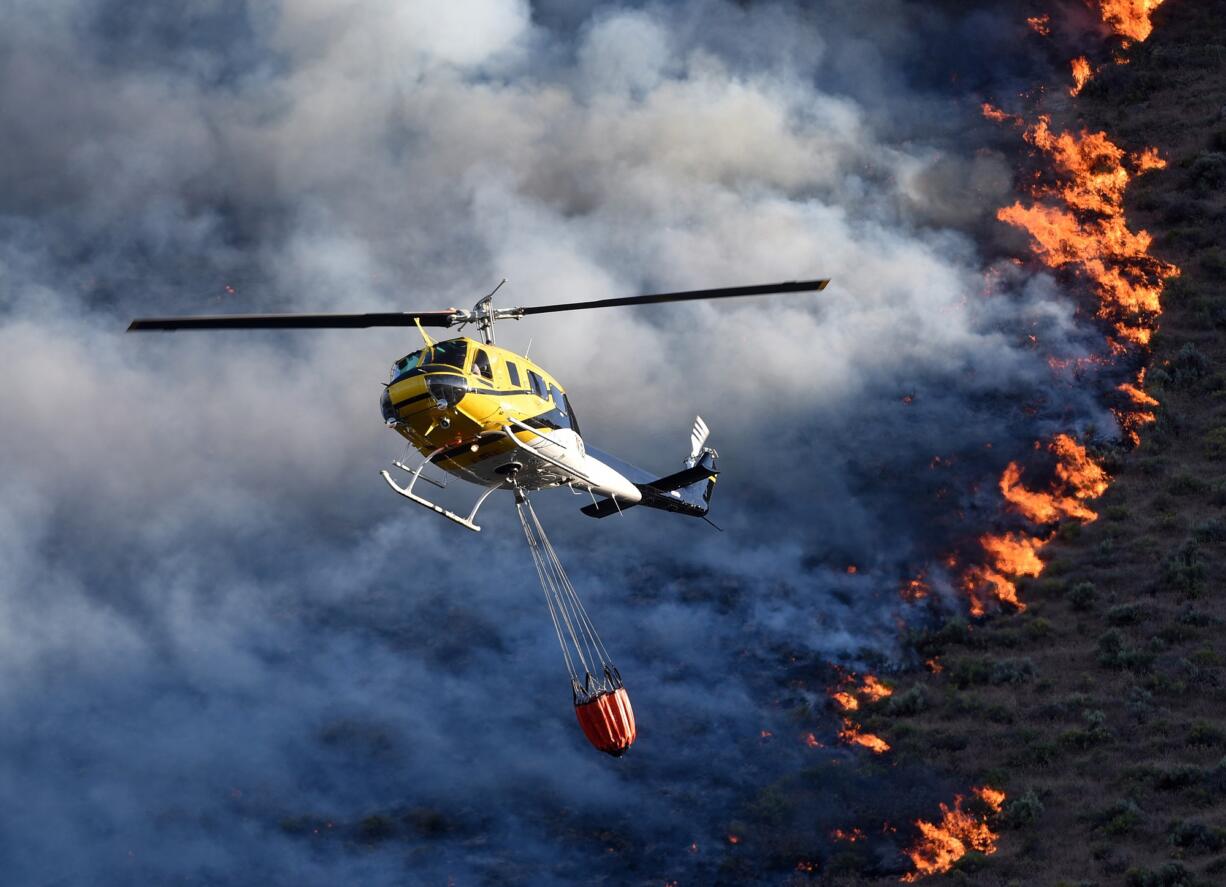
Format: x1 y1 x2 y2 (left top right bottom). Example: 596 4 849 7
1 1 1124 883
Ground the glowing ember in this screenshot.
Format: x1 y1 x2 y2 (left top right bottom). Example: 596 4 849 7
727 834 741 845
1092 0 1168 42
805 733 824 748
832 827 866 843
795 860 818 873
901 787 1005 882
1026 14 1051 36
925 658 943 674
1069 56 1093 96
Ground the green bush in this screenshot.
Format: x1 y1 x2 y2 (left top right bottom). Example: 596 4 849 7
1068 581 1097 611
1107 602 1146 625
1169 819 1226 853
1167 472 1209 495
1171 342 1211 387
1193 518 1226 542
1095 799 1143 835
1125 861 1195 887
1206 426 1226 459
1001 790 1043 828
1161 540 1207 596
886 686 928 716
990 658 1037 685
1188 721 1226 747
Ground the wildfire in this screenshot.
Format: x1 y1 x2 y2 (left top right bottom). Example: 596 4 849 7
830 673 893 753
840 723 891 754
1092 0 1168 42
901 787 1005 882
992 111 1178 347
1069 56 1093 95
1000 434 1108 524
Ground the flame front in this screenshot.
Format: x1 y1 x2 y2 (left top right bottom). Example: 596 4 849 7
901 787 1005 882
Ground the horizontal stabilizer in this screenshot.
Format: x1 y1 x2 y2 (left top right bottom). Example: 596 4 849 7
580 496 640 519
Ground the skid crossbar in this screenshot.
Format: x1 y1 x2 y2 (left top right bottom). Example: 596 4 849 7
381 446 502 532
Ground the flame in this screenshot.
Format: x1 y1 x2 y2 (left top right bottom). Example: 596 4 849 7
839 722 891 754
831 691 859 712
901 787 1005 882
832 827 866 843
829 673 893 753
1026 14 1051 36
860 675 893 702
925 658 943 674
1000 434 1108 525
1092 0 1168 42
805 732 824 748
1069 56 1093 95
992 113 1178 346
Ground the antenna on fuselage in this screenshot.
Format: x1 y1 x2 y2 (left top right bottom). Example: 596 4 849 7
474 278 507 345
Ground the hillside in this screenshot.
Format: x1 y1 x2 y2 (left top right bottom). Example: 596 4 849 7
847 2 1226 884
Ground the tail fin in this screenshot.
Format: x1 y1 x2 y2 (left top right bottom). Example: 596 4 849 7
581 416 718 520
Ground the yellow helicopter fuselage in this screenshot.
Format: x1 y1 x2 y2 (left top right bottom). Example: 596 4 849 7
380 336 620 495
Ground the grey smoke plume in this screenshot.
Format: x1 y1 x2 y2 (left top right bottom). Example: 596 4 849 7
1 1 1121 883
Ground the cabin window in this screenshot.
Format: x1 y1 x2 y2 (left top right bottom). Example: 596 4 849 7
471 348 493 381
505 361 521 388
528 370 547 399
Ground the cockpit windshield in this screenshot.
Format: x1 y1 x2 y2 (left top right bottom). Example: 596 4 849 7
424 339 468 370
390 350 422 381
389 340 469 381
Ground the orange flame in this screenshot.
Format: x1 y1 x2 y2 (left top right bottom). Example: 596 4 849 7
1069 56 1093 95
1026 14 1051 36
1000 434 1108 525
995 115 1178 347
839 722 891 754
1093 0 1168 42
901 787 1005 882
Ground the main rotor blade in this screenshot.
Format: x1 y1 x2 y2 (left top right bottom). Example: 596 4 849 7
515 279 829 316
127 310 460 332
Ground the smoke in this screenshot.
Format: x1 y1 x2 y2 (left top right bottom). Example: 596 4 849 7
1 1 1125 883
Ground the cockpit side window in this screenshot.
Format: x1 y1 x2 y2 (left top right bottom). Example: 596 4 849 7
528 370 547 400
505 360 521 388
471 348 493 381
562 393 581 436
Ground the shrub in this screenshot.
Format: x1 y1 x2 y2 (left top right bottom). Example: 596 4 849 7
1107 603 1146 626
1205 426 1226 459
1125 861 1195 887
1068 581 1097 611
1188 721 1226 747
1170 342 1211 387
1168 472 1209 495
1169 820 1226 853
990 658 1037 685
1153 764 1203 790
1001 790 1043 828
886 686 928 716
1188 152 1226 196
1099 630 1154 671
1095 799 1144 835
1161 540 1207 596
1193 518 1226 542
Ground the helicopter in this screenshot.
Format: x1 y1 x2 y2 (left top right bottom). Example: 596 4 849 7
127 277 829 755
128 279 829 532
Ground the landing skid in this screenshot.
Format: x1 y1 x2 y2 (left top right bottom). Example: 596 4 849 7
381 446 502 532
